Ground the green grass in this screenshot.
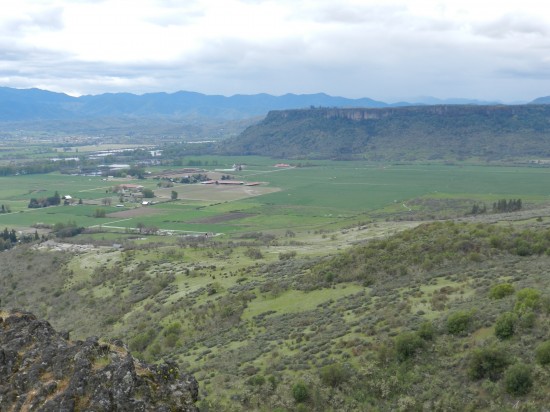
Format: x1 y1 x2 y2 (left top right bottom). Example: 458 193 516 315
242 285 364 320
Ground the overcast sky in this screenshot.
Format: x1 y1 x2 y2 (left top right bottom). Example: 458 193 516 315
1 0 549 102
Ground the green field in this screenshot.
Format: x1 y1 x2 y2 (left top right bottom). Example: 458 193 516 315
0 161 549 234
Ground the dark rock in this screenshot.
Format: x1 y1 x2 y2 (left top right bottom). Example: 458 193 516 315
0 309 199 411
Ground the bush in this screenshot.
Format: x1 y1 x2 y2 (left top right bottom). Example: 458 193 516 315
292 381 309 403
514 288 541 314
246 375 266 386
446 310 473 335
319 363 352 388
494 312 517 340
395 332 424 361
418 321 435 341
535 340 550 365
468 346 510 381
488 283 515 299
244 248 264 260
504 363 533 395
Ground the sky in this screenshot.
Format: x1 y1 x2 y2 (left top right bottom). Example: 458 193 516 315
1 0 549 102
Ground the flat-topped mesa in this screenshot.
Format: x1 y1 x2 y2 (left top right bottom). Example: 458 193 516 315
224 104 550 160
0 310 199 411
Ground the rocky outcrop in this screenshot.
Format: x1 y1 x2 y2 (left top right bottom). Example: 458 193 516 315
0 310 198 411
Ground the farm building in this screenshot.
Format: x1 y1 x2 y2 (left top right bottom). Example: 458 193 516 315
218 181 244 185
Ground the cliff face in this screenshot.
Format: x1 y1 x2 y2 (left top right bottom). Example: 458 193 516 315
222 105 550 160
0 310 198 411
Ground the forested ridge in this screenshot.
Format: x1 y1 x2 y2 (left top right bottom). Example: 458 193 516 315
222 105 550 160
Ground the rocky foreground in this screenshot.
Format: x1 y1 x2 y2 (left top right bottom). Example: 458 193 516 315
0 310 198 411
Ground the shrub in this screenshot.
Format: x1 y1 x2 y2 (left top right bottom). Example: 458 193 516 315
494 312 517 340
395 332 424 361
519 311 536 329
488 283 515 299
279 250 297 260
244 248 263 260
417 321 435 341
514 288 541 314
446 310 473 335
503 363 533 395
468 346 510 381
292 381 310 403
246 375 266 386
535 340 550 365
319 363 352 388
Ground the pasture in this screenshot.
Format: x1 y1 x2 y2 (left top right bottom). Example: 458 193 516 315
0 160 549 235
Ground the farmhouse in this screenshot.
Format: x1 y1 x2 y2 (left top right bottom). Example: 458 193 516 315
62 195 74 205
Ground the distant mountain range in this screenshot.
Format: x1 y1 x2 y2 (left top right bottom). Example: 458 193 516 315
0 86 545 122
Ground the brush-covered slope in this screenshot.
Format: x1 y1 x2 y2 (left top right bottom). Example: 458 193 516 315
0 310 199 411
3 219 550 410
223 105 550 160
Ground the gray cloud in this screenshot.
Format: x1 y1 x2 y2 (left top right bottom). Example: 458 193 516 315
475 13 548 38
311 3 406 25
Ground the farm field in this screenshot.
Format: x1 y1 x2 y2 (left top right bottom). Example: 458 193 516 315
1 161 550 235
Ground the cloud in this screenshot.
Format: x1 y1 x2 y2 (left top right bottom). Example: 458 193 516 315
0 0 549 102
475 13 548 38
0 6 64 35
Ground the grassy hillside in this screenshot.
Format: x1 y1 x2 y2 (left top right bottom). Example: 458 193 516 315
222 105 550 161
3 216 550 410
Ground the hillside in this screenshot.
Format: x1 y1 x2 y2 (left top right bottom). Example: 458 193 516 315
222 105 550 160
3 214 550 410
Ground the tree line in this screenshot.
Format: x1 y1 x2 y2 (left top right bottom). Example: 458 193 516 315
28 191 61 208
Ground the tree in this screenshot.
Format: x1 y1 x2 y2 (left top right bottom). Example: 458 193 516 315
93 208 106 218
136 222 145 234
102 198 112 206
142 188 154 198
171 190 178 200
